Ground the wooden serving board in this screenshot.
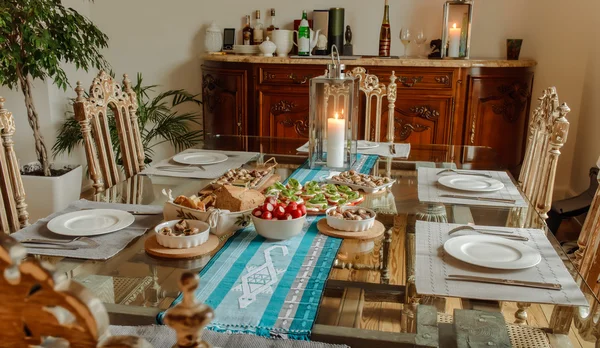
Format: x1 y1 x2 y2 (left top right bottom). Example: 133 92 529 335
144 234 220 259
317 219 385 240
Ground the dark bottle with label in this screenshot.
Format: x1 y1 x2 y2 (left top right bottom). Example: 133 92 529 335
242 15 253 45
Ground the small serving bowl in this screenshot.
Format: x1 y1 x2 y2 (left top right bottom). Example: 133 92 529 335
155 220 210 249
325 206 376 232
251 215 306 240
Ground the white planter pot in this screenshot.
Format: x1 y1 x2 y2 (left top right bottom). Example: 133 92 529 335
22 165 83 223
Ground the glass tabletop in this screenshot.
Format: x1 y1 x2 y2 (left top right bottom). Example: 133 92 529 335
40 135 599 346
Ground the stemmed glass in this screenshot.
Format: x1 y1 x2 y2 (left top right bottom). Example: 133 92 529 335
400 28 412 58
415 29 427 58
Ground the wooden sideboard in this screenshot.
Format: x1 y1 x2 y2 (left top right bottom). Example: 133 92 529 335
201 55 536 172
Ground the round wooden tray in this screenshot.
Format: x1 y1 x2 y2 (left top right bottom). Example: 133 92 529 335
144 234 220 259
317 219 385 240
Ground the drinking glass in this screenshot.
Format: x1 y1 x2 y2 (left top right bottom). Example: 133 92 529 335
400 28 412 58
415 29 427 58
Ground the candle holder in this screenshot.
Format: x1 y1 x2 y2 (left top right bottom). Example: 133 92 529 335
441 0 473 59
308 46 358 170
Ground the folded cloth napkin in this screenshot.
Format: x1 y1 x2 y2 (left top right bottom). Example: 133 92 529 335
415 221 588 306
140 149 259 179
110 325 349 348
296 141 410 159
12 200 162 260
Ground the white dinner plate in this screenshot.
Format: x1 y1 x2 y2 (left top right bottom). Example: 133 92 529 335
357 140 379 150
47 209 135 237
444 235 541 270
172 152 228 165
438 174 504 192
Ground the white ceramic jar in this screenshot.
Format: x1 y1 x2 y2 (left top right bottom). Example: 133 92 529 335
259 37 277 57
205 21 223 53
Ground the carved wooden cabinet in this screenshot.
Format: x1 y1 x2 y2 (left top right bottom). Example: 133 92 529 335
201 58 536 169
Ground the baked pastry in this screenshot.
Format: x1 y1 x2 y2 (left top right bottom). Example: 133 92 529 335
213 185 264 212
174 195 199 209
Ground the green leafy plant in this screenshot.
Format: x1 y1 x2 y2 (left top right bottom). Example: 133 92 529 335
0 0 109 176
53 73 203 163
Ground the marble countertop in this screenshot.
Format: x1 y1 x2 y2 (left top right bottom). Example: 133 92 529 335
201 54 537 68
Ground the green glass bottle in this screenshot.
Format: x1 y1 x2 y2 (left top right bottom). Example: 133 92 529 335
298 10 310 56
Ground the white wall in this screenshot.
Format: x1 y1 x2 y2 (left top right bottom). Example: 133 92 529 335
1 0 596 196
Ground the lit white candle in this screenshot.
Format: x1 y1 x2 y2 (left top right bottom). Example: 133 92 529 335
327 112 345 168
448 23 461 58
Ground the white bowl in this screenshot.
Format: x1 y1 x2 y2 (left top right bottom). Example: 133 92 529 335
163 201 253 237
251 215 306 240
155 220 210 249
325 206 376 232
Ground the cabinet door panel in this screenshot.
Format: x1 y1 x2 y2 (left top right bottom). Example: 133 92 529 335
466 73 534 172
202 67 246 136
259 91 310 139
386 97 452 144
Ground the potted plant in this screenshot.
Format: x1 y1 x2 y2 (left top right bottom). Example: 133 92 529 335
53 73 204 172
0 1 109 220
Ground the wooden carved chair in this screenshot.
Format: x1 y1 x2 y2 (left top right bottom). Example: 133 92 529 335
346 67 397 143
0 230 216 347
519 87 570 220
74 71 145 195
0 97 29 234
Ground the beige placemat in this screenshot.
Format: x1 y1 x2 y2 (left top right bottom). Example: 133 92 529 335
296 141 410 158
12 200 162 260
141 149 259 179
415 221 587 306
417 167 528 207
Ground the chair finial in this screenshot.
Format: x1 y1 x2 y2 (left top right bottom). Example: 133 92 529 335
123 73 132 90
164 272 214 348
0 97 5 110
75 81 85 101
558 102 571 117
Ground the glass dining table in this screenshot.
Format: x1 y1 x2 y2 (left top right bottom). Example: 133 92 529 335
40 135 599 347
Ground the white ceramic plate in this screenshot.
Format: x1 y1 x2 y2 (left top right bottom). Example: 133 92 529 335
172 152 228 165
444 235 541 270
438 174 504 192
357 140 379 150
47 209 135 237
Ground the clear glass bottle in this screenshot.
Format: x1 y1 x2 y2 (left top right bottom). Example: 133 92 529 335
298 10 310 56
253 10 264 45
266 9 278 41
242 15 253 45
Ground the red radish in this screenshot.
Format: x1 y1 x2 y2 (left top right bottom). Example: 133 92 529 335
279 213 293 220
262 211 273 220
274 204 286 217
298 204 307 215
263 202 275 212
290 209 303 219
266 196 278 206
252 208 263 217
286 201 298 212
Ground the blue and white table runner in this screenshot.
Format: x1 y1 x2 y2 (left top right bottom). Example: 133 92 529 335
158 154 379 340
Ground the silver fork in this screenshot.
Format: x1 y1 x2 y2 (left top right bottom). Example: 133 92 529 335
448 225 528 241
20 236 99 248
436 168 492 178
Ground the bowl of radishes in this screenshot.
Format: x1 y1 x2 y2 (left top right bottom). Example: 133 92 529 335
251 197 307 240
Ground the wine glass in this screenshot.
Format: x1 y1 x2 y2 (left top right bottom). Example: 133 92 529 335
400 28 412 58
415 29 427 58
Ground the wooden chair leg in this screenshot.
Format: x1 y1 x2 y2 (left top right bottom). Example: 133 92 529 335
515 302 531 324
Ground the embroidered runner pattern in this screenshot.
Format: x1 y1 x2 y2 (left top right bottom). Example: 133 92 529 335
158 155 379 340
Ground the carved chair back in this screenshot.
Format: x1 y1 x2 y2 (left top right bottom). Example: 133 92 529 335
74 71 145 194
518 87 570 219
0 231 217 347
346 67 397 142
0 98 29 234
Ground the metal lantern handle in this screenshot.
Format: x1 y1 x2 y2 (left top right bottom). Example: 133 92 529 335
327 45 345 78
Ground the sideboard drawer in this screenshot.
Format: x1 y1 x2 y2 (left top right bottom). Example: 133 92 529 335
365 68 455 90
259 66 325 86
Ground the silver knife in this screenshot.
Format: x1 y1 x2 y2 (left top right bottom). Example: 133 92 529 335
447 274 561 290
440 194 516 204
24 245 80 250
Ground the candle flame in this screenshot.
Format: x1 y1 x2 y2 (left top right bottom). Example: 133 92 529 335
452 23 457 29
334 112 339 120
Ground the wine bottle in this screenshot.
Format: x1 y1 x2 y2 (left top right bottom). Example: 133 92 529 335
298 10 310 56
379 0 391 57
253 10 264 45
266 9 278 41
242 15 253 45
